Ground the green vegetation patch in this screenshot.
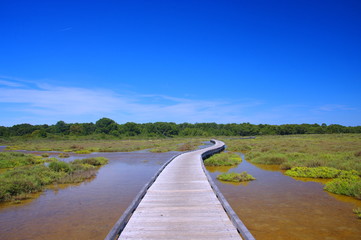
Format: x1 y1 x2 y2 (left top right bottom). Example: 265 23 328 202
74 150 92 154
285 167 342 178
224 134 361 172
0 165 65 201
324 177 361 200
204 152 242 166
0 153 109 202
353 208 361 219
217 172 256 182
72 157 108 166
0 152 45 168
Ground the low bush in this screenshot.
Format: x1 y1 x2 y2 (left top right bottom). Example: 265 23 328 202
0 152 45 168
72 157 108 166
0 165 65 201
285 167 359 179
324 178 361 199
204 152 242 166
49 161 73 173
217 172 256 182
74 150 92 154
285 167 341 178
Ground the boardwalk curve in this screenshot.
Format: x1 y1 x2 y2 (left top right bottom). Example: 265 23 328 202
105 140 254 240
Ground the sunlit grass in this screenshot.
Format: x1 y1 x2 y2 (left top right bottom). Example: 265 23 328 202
204 152 242 166
0 152 109 202
4 138 207 153
217 172 256 182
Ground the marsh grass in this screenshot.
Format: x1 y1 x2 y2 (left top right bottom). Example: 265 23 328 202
0 152 45 168
217 172 256 182
223 134 361 200
0 152 108 202
5 138 207 153
223 134 361 172
204 152 242 166
324 178 361 199
285 167 348 179
353 207 361 219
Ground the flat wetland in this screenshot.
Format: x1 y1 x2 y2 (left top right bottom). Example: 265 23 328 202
0 135 361 239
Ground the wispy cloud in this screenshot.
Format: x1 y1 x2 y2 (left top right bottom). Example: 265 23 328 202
0 78 260 124
0 78 359 126
317 104 355 112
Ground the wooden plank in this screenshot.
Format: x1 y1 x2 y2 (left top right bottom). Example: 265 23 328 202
117 140 244 240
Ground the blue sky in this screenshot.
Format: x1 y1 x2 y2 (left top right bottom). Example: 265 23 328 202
0 0 360 126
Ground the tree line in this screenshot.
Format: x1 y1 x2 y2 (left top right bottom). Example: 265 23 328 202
0 118 360 138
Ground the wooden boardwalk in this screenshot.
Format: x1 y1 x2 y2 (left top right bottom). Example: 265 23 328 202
106 140 254 240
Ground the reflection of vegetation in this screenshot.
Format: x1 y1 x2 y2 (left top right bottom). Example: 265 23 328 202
217 172 256 182
205 165 235 173
58 153 70 158
0 152 108 202
353 207 361 219
204 152 242 166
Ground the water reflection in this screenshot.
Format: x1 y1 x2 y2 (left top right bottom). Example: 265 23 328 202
206 153 361 240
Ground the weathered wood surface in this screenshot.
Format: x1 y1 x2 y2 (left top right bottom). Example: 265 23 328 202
117 140 243 240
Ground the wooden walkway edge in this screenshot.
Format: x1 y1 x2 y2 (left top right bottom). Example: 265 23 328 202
105 140 255 240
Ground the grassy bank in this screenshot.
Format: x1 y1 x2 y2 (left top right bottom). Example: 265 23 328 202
204 152 242 166
0 152 108 202
224 134 361 172
4 138 207 153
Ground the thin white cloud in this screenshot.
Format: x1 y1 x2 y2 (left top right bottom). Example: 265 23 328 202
0 77 359 126
0 80 261 124
0 79 25 88
317 104 355 112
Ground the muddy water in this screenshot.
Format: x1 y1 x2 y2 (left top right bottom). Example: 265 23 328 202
0 151 178 240
206 154 361 240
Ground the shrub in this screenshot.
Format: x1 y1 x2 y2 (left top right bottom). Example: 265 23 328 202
0 165 64 201
285 167 359 179
324 178 361 199
0 152 44 168
217 172 256 182
285 167 341 178
204 152 242 166
49 161 73 173
72 157 108 166
74 150 92 154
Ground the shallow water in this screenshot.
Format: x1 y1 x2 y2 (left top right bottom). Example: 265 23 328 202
0 151 177 240
206 154 361 240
